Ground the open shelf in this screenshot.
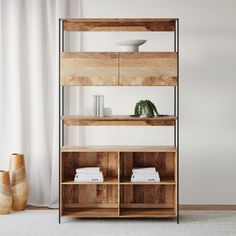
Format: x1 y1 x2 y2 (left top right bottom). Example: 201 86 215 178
63 18 176 32
120 208 176 218
62 208 119 218
62 176 118 185
61 115 176 126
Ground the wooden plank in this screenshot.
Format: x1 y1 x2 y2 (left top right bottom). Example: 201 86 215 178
61 145 176 152
62 208 119 217
60 52 118 86
63 18 176 32
120 203 174 208
119 208 176 218
119 52 177 86
64 203 118 208
62 115 176 126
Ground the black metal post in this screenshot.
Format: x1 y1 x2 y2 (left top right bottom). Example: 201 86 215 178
58 18 61 224
59 18 65 224
176 18 180 224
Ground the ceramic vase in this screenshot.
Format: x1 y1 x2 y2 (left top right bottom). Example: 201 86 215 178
0 170 12 214
9 153 29 211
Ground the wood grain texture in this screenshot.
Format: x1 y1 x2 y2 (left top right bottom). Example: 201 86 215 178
60 149 177 218
0 171 12 214
62 185 118 216
61 145 176 152
9 154 28 211
62 208 119 217
120 152 176 180
60 52 118 86
61 152 118 182
119 208 176 218
119 52 177 86
120 185 175 205
62 115 176 126
63 18 176 32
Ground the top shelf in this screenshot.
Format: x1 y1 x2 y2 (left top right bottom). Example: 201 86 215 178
62 18 176 32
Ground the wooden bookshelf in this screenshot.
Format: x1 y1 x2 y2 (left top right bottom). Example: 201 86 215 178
59 18 179 222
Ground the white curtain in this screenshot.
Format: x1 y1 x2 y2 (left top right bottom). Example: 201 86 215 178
0 0 81 207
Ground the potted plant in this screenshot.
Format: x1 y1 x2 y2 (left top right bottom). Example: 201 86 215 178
130 100 159 117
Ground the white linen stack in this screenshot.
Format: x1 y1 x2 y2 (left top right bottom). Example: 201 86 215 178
74 167 104 182
131 167 160 182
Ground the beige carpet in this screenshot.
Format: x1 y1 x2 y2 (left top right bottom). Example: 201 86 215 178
0 210 236 236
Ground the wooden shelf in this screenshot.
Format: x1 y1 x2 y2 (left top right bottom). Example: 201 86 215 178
61 145 176 152
60 52 177 86
63 18 176 32
119 208 176 218
62 208 175 218
62 177 118 185
62 208 118 218
120 177 176 185
61 115 176 126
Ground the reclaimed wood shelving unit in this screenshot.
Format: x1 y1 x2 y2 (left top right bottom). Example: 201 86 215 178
59 18 179 223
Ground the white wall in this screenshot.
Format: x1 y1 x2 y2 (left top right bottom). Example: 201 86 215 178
65 0 236 204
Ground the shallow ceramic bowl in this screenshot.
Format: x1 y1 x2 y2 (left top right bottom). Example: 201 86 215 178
116 39 147 52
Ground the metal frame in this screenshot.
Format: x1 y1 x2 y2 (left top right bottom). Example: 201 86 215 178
59 18 64 224
174 18 180 224
58 18 179 224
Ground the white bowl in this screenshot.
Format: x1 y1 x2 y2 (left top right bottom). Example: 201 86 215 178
116 39 147 52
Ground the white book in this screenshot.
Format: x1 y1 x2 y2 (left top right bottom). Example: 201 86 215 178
132 172 160 178
76 167 100 174
74 177 104 182
75 172 103 178
132 167 156 174
131 176 160 182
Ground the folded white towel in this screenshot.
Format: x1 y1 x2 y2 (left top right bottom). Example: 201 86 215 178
76 167 100 174
132 167 156 174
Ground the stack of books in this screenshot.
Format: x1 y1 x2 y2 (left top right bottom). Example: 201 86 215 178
131 167 160 182
74 167 104 182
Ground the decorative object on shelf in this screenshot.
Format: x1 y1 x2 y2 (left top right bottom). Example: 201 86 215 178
9 153 29 211
131 167 160 182
93 94 104 117
0 170 12 214
116 39 147 52
130 99 159 117
74 167 104 182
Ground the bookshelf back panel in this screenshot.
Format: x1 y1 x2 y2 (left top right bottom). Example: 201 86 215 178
62 152 118 181
62 185 118 206
120 152 176 179
120 185 175 205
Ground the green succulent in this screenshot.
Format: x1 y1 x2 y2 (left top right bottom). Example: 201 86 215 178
130 100 159 117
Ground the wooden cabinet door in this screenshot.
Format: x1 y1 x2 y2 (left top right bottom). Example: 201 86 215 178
60 52 119 86
119 52 177 86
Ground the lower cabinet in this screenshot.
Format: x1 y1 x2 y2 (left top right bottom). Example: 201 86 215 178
60 147 177 218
